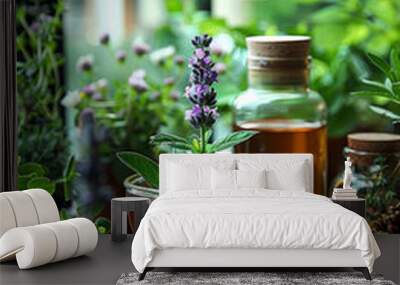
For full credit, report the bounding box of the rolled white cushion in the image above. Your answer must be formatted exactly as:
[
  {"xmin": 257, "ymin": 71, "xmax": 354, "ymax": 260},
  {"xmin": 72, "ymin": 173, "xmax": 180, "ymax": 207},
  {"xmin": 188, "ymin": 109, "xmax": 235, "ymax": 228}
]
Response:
[
  {"xmin": 0, "ymin": 191, "xmax": 39, "ymax": 227},
  {"xmin": 66, "ymin": 218, "xmax": 98, "ymax": 257},
  {"xmin": 0, "ymin": 226, "xmax": 57, "ymax": 269},
  {"xmin": 24, "ymin": 189, "xmax": 59, "ymax": 224},
  {"xmin": 42, "ymin": 221, "xmax": 79, "ymax": 262},
  {"xmin": 0, "ymin": 196, "xmax": 17, "ymax": 237},
  {"xmin": 0, "ymin": 218, "xmax": 98, "ymax": 269}
]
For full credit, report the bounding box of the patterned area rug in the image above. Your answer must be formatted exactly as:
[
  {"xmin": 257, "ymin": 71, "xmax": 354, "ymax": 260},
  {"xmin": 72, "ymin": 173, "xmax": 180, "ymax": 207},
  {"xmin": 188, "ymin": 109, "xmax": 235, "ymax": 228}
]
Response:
[{"xmin": 116, "ymin": 272, "xmax": 395, "ymax": 285}]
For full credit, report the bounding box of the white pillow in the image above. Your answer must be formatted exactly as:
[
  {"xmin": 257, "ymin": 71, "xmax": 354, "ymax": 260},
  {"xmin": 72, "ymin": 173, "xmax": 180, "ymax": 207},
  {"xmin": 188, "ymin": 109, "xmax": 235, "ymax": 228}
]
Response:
[
  {"xmin": 167, "ymin": 160, "xmax": 235, "ymax": 192},
  {"xmin": 211, "ymin": 169, "xmax": 267, "ymax": 191},
  {"xmin": 238, "ymin": 159, "xmax": 309, "ymax": 191},
  {"xmin": 237, "ymin": 169, "xmax": 267, "ymax": 189},
  {"xmin": 266, "ymin": 168, "xmax": 307, "ymax": 191},
  {"xmin": 167, "ymin": 163, "xmax": 209, "ymax": 191},
  {"xmin": 211, "ymin": 168, "xmax": 236, "ymax": 190}
]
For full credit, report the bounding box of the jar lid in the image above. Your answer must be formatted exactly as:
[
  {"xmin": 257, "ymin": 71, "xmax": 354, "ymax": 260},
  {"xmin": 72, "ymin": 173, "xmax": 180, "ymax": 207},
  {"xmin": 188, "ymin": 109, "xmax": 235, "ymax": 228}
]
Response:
[
  {"xmin": 246, "ymin": 35, "xmax": 310, "ymax": 59},
  {"xmin": 347, "ymin": 132, "xmax": 400, "ymax": 153}
]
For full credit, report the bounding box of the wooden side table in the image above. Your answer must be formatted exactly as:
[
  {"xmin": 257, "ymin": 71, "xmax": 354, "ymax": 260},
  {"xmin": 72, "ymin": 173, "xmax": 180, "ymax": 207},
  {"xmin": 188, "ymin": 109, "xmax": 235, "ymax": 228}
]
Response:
[
  {"xmin": 111, "ymin": 197, "xmax": 150, "ymax": 242},
  {"xmin": 331, "ymin": 198, "xmax": 366, "ymax": 218}
]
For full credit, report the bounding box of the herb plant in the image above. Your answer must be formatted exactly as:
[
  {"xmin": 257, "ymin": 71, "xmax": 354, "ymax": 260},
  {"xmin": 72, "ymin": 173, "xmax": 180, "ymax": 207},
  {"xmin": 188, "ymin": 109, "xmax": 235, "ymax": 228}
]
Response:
[
  {"xmin": 151, "ymin": 34, "xmax": 256, "ymax": 152},
  {"xmin": 352, "ymin": 49, "xmax": 400, "ymax": 126},
  {"xmin": 118, "ymin": 35, "xmax": 257, "ymax": 198},
  {"xmin": 16, "ymin": 0, "xmax": 76, "ymax": 203}
]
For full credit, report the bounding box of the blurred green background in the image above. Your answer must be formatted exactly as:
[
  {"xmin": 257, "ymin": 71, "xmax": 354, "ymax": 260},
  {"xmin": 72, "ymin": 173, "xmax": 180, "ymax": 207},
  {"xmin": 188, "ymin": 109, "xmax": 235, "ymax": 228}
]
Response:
[{"xmin": 16, "ymin": 0, "xmax": 400, "ymax": 232}]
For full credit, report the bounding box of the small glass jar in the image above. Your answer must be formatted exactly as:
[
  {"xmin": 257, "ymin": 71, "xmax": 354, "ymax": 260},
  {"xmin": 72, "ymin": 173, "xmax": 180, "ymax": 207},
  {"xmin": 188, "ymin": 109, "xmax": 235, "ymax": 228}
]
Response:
[{"xmin": 233, "ymin": 36, "xmax": 327, "ymax": 195}]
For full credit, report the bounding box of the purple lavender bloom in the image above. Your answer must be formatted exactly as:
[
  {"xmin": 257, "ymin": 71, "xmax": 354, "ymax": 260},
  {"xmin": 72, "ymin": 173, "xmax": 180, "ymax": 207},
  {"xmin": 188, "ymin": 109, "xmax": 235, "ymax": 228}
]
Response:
[
  {"xmin": 82, "ymin": 84, "xmax": 96, "ymax": 95},
  {"xmin": 185, "ymin": 105, "xmax": 203, "ymax": 128},
  {"xmin": 163, "ymin": 77, "xmax": 175, "ymax": 86},
  {"xmin": 169, "ymin": 90, "xmax": 180, "ymax": 101},
  {"xmin": 132, "ymin": 42, "xmax": 150, "ymax": 56},
  {"xmin": 116, "ymin": 50, "xmax": 126, "ymax": 63},
  {"xmin": 76, "ymin": 55, "xmax": 94, "ymax": 72},
  {"xmin": 128, "ymin": 69, "xmax": 148, "ymax": 93},
  {"xmin": 210, "ymin": 44, "xmax": 224, "ymax": 57},
  {"xmin": 214, "ymin": 62, "xmax": 226, "ymax": 75},
  {"xmin": 195, "ymin": 48, "xmax": 206, "ymax": 59},
  {"xmin": 92, "ymin": 92, "xmax": 102, "ymax": 101},
  {"xmin": 99, "ymin": 32, "xmax": 110, "ymax": 45},
  {"xmin": 184, "ymin": 34, "xmax": 220, "ymax": 129}
]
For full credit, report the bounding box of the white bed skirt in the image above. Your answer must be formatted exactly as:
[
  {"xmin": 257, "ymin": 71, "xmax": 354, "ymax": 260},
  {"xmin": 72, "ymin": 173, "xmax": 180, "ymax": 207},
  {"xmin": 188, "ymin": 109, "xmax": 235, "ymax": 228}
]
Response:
[{"xmin": 148, "ymin": 248, "xmax": 366, "ymax": 268}]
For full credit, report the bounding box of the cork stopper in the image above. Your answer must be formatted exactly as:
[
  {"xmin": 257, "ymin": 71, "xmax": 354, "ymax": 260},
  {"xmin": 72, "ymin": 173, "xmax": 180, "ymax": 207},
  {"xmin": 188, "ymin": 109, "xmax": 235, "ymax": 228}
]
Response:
[
  {"xmin": 348, "ymin": 133, "xmax": 400, "ymax": 153},
  {"xmin": 246, "ymin": 36, "xmax": 311, "ymax": 85},
  {"xmin": 246, "ymin": 35, "xmax": 310, "ymax": 59}
]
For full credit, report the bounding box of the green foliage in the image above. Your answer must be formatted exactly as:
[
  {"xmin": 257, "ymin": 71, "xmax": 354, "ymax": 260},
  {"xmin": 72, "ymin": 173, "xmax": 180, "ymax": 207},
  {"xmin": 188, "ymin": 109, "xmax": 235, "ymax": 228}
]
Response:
[
  {"xmin": 95, "ymin": 217, "xmax": 111, "ymax": 234},
  {"xmin": 16, "ymin": 0, "xmax": 69, "ymax": 178},
  {"xmin": 151, "ymin": 130, "xmax": 257, "ymax": 154},
  {"xmin": 157, "ymin": 0, "xmax": 400, "ymax": 137},
  {"xmin": 117, "ymin": 152, "xmax": 159, "ymax": 189},
  {"xmin": 17, "ymin": 162, "xmax": 56, "ymax": 194},
  {"xmin": 210, "ymin": 131, "xmax": 258, "ymax": 152},
  {"xmin": 354, "ymin": 157, "xmax": 400, "ymax": 233},
  {"xmin": 64, "ymin": 43, "xmax": 189, "ymax": 160},
  {"xmin": 352, "ymin": 48, "xmax": 400, "ymax": 124},
  {"xmin": 16, "ymin": 0, "xmax": 76, "ymax": 206}
]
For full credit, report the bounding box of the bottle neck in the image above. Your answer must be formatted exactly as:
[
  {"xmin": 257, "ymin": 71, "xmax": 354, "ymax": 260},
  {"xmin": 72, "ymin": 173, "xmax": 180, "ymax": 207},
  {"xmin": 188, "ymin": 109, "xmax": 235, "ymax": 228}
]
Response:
[{"xmin": 248, "ymin": 68, "xmax": 309, "ymax": 91}]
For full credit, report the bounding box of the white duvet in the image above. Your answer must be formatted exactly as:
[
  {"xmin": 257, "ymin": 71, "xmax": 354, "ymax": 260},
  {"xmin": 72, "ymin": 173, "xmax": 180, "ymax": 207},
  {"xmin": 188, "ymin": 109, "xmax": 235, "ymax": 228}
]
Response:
[{"xmin": 131, "ymin": 190, "xmax": 380, "ymax": 273}]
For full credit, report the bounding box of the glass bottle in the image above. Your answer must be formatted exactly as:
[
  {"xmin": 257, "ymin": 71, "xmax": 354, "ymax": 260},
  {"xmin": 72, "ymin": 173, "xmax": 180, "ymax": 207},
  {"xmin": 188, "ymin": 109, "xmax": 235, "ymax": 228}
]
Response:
[{"xmin": 233, "ymin": 36, "xmax": 327, "ymax": 195}]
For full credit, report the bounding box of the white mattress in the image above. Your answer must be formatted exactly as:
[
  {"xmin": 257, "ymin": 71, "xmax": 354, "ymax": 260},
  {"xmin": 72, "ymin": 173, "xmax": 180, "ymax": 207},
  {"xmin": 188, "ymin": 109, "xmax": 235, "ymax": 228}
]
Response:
[{"xmin": 131, "ymin": 190, "xmax": 380, "ymax": 273}]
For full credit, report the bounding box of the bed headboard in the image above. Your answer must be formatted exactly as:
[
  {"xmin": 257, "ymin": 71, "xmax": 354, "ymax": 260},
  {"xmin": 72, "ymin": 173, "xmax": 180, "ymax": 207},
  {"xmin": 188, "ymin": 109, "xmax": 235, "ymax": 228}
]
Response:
[{"xmin": 159, "ymin": 153, "xmax": 314, "ymax": 195}]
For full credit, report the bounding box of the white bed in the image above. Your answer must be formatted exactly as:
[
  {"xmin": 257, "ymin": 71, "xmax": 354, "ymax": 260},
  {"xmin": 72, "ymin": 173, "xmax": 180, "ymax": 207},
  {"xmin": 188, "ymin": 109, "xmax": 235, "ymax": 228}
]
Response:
[{"xmin": 131, "ymin": 154, "xmax": 380, "ymax": 280}]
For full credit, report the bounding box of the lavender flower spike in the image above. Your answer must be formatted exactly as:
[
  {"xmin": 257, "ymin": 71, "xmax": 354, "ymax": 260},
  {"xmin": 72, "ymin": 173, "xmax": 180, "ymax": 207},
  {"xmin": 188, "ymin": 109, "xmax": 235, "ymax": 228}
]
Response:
[{"xmin": 184, "ymin": 34, "xmax": 219, "ymax": 130}]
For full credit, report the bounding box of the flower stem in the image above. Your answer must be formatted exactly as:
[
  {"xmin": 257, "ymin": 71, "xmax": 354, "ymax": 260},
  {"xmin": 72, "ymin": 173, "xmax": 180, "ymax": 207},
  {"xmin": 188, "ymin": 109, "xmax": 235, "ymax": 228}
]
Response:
[{"xmin": 200, "ymin": 125, "xmax": 206, "ymax": 153}]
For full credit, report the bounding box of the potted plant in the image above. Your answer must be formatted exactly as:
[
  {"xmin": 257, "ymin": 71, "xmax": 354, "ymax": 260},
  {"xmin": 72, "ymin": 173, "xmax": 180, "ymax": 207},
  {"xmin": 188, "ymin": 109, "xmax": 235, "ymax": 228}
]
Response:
[
  {"xmin": 352, "ymin": 49, "xmax": 400, "ymax": 284},
  {"xmin": 117, "ymin": 34, "xmax": 257, "ymax": 199}
]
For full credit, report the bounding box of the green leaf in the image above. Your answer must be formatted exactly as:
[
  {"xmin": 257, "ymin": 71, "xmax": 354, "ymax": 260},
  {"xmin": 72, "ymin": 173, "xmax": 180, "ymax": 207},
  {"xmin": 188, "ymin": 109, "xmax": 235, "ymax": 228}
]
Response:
[
  {"xmin": 19, "ymin": 162, "xmax": 46, "ymax": 177},
  {"xmin": 369, "ymin": 105, "xmax": 400, "ymax": 120},
  {"xmin": 360, "ymin": 78, "xmax": 392, "ymax": 93},
  {"xmin": 351, "ymin": 91, "xmax": 399, "ymax": 103},
  {"xmin": 204, "ymin": 130, "xmax": 213, "ymax": 143},
  {"xmin": 95, "ymin": 217, "xmax": 111, "ymax": 234},
  {"xmin": 392, "ymin": 82, "xmax": 400, "ymax": 97},
  {"xmin": 151, "ymin": 133, "xmax": 187, "ymax": 144},
  {"xmin": 17, "ymin": 173, "xmax": 36, "ymax": 190},
  {"xmin": 367, "ymin": 53, "xmax": 392, "ymax": 79},
  {"xmin": 211, "ymin": 131, "xmax": 258, "ymax": 152},
  {"xmin": 390, "ymin": 49, "xmax": 400, "ymax": 81},
  {"xmin": 27, "ymin": 177, "xmax": 56, "ymax": 194},
  {"xmin": 151, "ymin": 133, "xmax": 192, "ymax": 151},
  {"xmin": 59, "ymin": 208, "xmax": 71, "ymax": 220},
  {"xmin": 117, "ymin": 152, "xmax": 159, "ymax": 189},
  {"xmin": 191, "ymin": 138, "xmax": 201, "ymax": 153}
]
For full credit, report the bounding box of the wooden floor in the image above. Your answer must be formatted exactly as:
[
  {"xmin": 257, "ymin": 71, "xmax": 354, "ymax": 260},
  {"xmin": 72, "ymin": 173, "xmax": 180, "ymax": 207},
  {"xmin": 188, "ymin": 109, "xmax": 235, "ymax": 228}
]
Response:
[{"xmin": 0, "ymin": 234, "xmax": 134, "ymax": 285}]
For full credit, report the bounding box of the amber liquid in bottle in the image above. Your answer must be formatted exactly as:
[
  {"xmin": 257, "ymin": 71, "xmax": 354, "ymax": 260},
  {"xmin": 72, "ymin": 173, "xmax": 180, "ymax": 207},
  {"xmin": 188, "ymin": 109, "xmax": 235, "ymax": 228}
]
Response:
[{"xmin": 234, "ymin": 119, "xmax": 327, "ymax": 195}]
